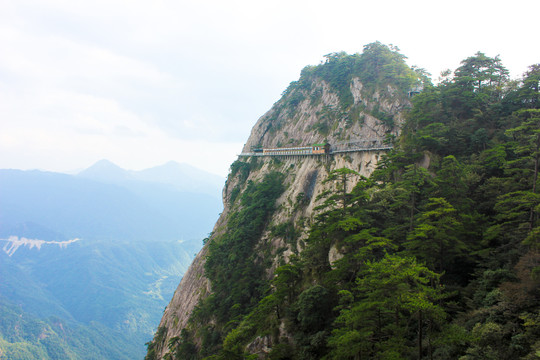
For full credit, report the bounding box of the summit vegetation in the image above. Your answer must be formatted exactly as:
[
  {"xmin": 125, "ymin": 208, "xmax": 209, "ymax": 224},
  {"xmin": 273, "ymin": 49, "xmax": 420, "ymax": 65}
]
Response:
[{"xmin": 146, "ymin": 44, "xmax": 540, "ymax": 359}]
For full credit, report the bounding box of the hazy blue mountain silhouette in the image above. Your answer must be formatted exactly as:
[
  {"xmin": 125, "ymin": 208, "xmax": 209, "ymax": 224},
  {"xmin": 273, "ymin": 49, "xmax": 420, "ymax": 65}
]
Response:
[
  {"xmin": 0, "ymin": 162, "xmax": 223, "ymax": 358},
  {"xmin": 78, "ymin": 159, "xmax": 224, "ymax": 196},
  {"xmin": 76, "ymin": 159, "xmax": 134, "ymax": 183},
  {"xmin": 0, "ymin": 165, "xmax": 222, "ymax": 241}
]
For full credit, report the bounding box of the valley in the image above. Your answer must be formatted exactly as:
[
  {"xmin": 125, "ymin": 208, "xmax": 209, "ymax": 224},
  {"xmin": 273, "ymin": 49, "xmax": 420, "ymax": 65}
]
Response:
[{"xmin": 0, "ymin": 161, "xmax": 223, "ymax": 359}]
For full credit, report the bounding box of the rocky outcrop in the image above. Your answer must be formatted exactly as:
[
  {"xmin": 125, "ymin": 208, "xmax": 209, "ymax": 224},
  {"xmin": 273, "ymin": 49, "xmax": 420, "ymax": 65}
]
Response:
[
  {"xmin": 151, "ymin": 67, "xmax": 415, "ymax": 358},
  {"xmin": 243, "ymin": 78, "xmax": 407, "ymax": 152}
]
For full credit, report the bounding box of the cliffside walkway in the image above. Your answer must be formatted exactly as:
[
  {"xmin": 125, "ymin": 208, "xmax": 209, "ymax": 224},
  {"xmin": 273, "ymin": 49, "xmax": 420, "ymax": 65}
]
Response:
[
  {"xmin": 330, "ymin": 140, "xmax": 393, "ymax": 154},
  {"xmin": 238, "ymin": 140, "xmax": 393, "ymax": 157}
]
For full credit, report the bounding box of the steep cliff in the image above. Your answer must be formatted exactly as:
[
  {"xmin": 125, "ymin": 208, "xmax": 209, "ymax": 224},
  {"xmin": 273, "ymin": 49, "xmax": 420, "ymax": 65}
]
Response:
[
  {"xmin": 147, "ymin": 50, "xmax": 540, "ymax": 360},
  {"xmin": 146, "ymin": 43, "xmax": 423, "ymax": 359}
]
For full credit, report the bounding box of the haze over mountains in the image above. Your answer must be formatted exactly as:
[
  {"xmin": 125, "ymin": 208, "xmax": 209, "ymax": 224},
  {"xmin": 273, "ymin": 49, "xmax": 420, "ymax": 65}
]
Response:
[
  {"xmin": 1, "ymin": 160, "xmax": 223, "ymax": 243},
  {"xmin": 78, "ymin": 159, "xmax": 224, "ymax": 197},
  {"xmin": 0, "ymin": 160, "xmax": 224, "ymax": 359}
]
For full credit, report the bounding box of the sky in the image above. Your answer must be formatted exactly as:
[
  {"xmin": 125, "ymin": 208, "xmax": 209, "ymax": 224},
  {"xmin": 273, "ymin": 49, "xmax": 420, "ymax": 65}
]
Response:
[{"xmin": 1, "ymin": 0, "xmax": 539, "ymax": 177}]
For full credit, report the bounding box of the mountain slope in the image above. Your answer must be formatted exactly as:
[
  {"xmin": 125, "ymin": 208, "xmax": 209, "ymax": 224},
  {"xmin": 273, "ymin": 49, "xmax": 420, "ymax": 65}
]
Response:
[
  {"xmin": 0, "ymin": 163, "xmax": 223, "ymax": 359},
  {"xmin": 147, "ymin": 43, "xmax": 423, "ymax": 359},
  {"xmin": 76, "ymin": 159, "xmax": 134, "ymax": 183},
  {"xmin": 148, "ymin": 47, "xmax": 540, "ymax": 359},
  {"xmin": 0, "ymin": 168, "xmax": 221, "ymax": 241},
  {"xmin": 79, "ymin": 159, "xmax": 224, "ymax": 197}
]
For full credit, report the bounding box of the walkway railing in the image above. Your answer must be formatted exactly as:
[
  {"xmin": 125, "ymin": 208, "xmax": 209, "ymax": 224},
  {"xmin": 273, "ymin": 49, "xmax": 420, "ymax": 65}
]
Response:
[{"xmin": 238, "ymin": 141, "xmax": 393, "ymax": 157}]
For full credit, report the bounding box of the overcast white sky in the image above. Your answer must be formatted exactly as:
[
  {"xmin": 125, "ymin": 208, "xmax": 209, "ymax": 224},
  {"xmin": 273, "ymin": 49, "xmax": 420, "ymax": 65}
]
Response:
[{"xmin": 1, "ymin": 0, "xmax": 538, "ymax": 177}]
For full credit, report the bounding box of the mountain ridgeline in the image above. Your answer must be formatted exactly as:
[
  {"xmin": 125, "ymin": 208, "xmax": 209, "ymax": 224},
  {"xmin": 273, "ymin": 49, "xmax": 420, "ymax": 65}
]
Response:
[
  {"xmin": 0, "ymin": 161, "xmax": 223, "ymax": 359},
  {"xmin": 147, "ymin": 43, "xmax": 540, "ymax": 359}
]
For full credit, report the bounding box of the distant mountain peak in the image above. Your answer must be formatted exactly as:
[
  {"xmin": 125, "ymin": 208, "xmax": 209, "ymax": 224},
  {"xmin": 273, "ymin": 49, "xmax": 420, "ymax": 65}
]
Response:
[
  {"xmin": 85, "ymin": 159, "xmax": 126, "ymax": 172},
  {"xmin": 77, "ymin": 159, "xmax": 133, "ymax": 182},
  {"xmin": 91, "ymin": 159, "xmax": 120, "ymax": 167},
  {"xmin": 75, "ymin": 159, "xmax": 224, "ymax": 195},
  {"xmin": 162, "ymin": 160, "xmax": 181, "ymax": 167}
]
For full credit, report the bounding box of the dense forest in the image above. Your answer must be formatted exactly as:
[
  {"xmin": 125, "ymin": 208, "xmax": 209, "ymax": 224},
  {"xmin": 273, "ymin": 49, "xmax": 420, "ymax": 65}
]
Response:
[
  {"xmin": 147, "ymin": 44, "xmax": 540, "ymax": 359},
  {"xmin": 0, "ymin": 297, "xmax": 139, "ymax": 359}
]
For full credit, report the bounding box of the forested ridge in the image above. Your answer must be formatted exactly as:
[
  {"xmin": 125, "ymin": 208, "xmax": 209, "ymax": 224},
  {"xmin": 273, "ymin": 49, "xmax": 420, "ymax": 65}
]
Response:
[{"xmin": 147, "ymin": 45, "xmax": 540, "ymax": 359}]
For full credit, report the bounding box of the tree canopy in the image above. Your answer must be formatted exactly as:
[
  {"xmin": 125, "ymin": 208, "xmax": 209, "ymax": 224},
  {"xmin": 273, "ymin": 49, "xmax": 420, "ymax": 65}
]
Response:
[{"xmin": 147, "ymin": 50, "xmax": 540, "ymax": 360}]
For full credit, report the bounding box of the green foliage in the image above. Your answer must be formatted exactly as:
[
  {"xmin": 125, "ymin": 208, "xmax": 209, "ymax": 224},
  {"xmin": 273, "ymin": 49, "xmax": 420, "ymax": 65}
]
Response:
[
  {"xmin": 281, "ymin": 42, "xmax": 421, "ymax": 115},
  {"xmin": 229, "ymin": 185, "xmax": 241, "ymax": 204},
  {"xmin": 271, "ymin": 221, "xmax": 300, "ymax": 248},
  {"xmin": 205, "ymin": 172, "xmax": 285, "ymax": 320},
  {"xmin": 404, "ymin": 197, "xmax": 467, "ymax": 273},
  {"xmin": 328, "ymin": 254, "xmax": 445, "ymax": 359},
  {"xmin": 288, "ymin": 285, "xmax": 335, "ymax": 359},
  {"xmin": 359, "ymin": 42, "xmax": 420, "ymax": 94},
  {"xmin": 0, "ymin": 297, "xmax": 139, "ymax": 360},
  {"xmin": 168, "ymin": 330, "xmax": 198, "ymax": 360},
  {"xmin": 229, "ymin": 158, "xmax": 260, "ymax": 183},
  {"xmin": 178, "ymin": 172, "xmax": 285, "ymax": 358},
  {"xmin": 294, "ymin": 285, "xmax": 334, "ymax": 332},
  {"xmin": 453, "ymin": 52, "xmax": 509, "ymax": 99},
  {"xmin": 369, "ymin": 103, "xmax": 395, "ymax": 127},
  {"xmin": 158, "ymin": 50, "xmax": 540, "ymax": 360},
  {"xmin": 145, "ymin": 326, "xmax": 167, "ymax": 360},
  {"xmin": 311, "ymin": 119, "xmax": 330, "ymax": 136},
  {"xmin": 283, "ymin": 86, "xmax": 306, "ymax": 108}
]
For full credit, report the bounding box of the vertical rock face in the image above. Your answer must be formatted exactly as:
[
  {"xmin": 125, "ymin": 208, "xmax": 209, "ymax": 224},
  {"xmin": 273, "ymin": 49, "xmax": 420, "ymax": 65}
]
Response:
[
  {"xmin": 243, "ymin": 78, "xmax": 406, "ymax": 153},
  {"xmin": 149, "ymin": 47, "xmax": 422, "ymax": 359}
]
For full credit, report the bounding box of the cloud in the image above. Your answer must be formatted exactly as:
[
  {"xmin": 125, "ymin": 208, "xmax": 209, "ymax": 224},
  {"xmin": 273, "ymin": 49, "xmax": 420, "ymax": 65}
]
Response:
[{"xmin": 1, "ymin": 0, "xmax": 539, "ymax": 176}]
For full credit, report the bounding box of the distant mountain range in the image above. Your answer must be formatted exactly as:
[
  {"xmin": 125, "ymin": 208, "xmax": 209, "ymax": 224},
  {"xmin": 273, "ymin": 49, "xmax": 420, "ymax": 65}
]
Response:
[
  {"xmin": 0, "ymin": 160, "xmax": 224, "ymax": 242},
  {"xmin": 78, "ymin": 159, "xmax": 224, "ymax": 197},
  {"xmin": 0, "ymin": 160, "xmax": 224, "ymax": 359}
]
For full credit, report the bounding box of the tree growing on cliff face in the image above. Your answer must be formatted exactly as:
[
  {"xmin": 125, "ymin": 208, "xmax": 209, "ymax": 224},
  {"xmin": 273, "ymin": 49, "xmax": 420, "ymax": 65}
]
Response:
[
  {"xmin": 358, "ymin": 41, "xmax": 418, "ymax": 92},
  {"xmin": 318, "ymin": 167, "xmax": 361, "ymax": 211},
  {"xmin": 481, "ymin": 109, "xmax": 540, "ymax": 262},
  {"xmin": 147, "ymin": 48, "xmax": 540, "ymax": 360},
  {"xmin": 328, "ymin": 254, "xmax": 445, "ymax": 359},
  {"xmin": 404, "ymin": 197, "xmax": 466, "ymax": 273},
  {"xmin": 454, "ymin": 52, "xmax": 509, "ymax": 96},
  {"xmin": 518, "ymin": 64, "xmax": 540, "ymax": 109}
]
